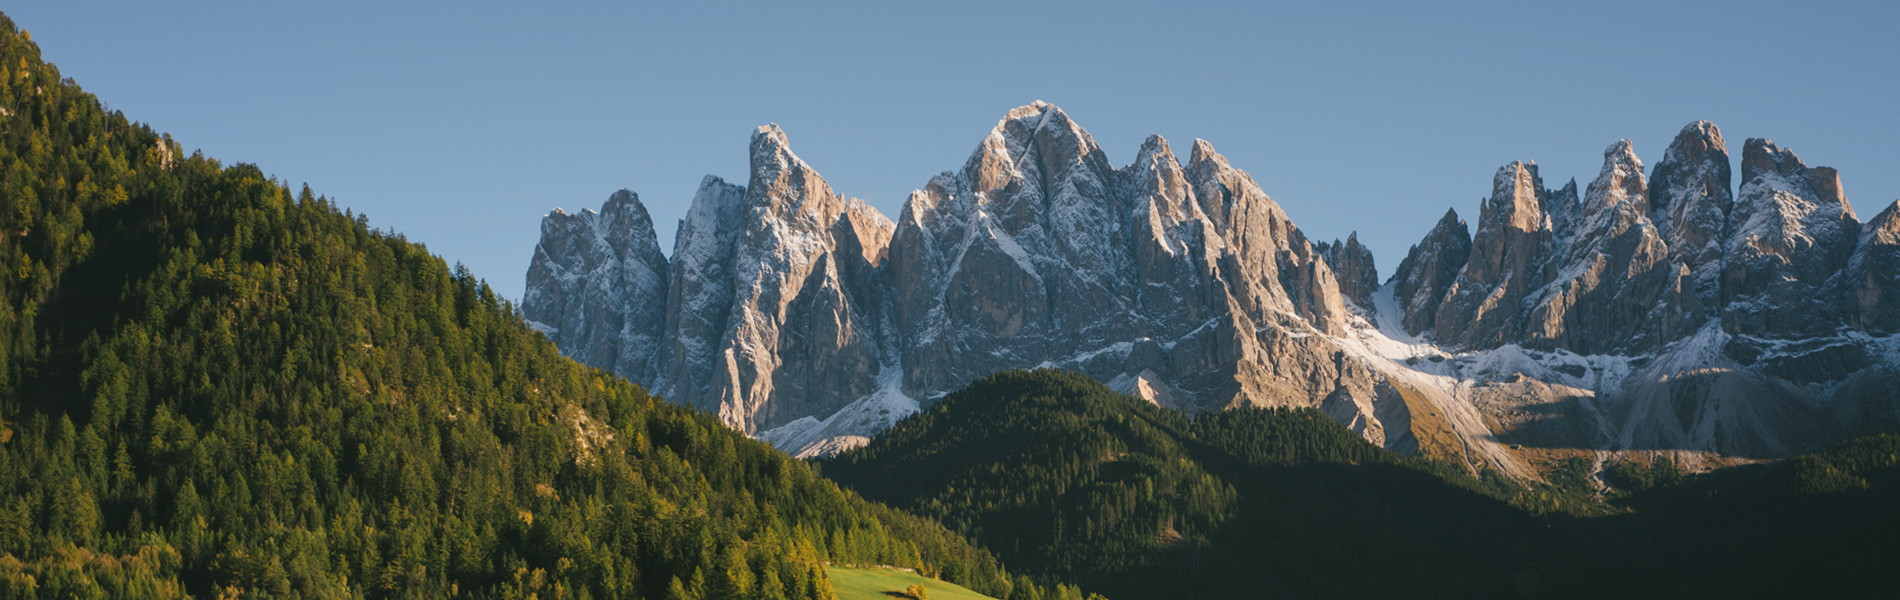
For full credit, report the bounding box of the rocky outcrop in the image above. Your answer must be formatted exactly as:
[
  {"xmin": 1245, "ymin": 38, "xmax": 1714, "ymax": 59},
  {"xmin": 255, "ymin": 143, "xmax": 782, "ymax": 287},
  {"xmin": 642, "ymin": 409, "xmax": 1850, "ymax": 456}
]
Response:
[
  {"xmin": 523, "ymin": 189, "xmax": 669, "ymax": 382},
  {"xmin": 1389, "ymin": 208, "xmax": 1470, "ymax": 336},
  {"xmin": 529, "ymin": 110, "xmax": 1900, "ymax": 471},
  {"xmin": 1721, "ymin": 138, "xmax": 1861, "ymax": 337},
  {"xmin": 659, "ymin": 176, "xmax": 745, "ymax": 410},
  {"xmin": 1317, "ymin": 233, "xmax": 1378, "ymax": 314},
  {"xmin": 1432, "ymin": 161, "xmax": 1558, "ymax": 349},
  {"xmin": 1648, "ymin": 121, "xmax": 1732, "ymax": 310},
  {"xmin": 1123, "ymin": 134, "xmax": 1223, "ymax": 337},
  {"xmin": 532, "ymin": 102, "xmax": 1394, "ymax": 455},
  {"xmin": 1839, "ymin": 200, "xmax": 1900, "ymax": 333},
  {"xmin": 1521, "ymin": 140, "xmax": 1696, "ymax": 354},
  {"xmin": 705, "ymin": 125, "xmax": 894, "ymax": 431},
  {"xmin": 891, "ymin": 102, "xmax": 1138, "ymax": 397},
  {"xmin": 889, "ymin": 103, "xmax": 1368, "ymax": 428}
]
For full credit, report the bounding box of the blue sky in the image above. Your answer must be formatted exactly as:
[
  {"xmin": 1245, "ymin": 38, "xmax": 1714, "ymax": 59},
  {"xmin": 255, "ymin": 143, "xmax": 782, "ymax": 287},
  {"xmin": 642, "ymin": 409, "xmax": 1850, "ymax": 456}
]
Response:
[{"xmin": 12, "ymin": 1, "xmax": 1898, "ymax": 302}]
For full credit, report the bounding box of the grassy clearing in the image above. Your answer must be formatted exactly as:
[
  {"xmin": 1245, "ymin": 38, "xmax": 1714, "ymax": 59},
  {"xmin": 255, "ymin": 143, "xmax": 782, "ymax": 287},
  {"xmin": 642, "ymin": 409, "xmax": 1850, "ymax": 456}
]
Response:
[
  {"xmin": 827, "ymin": 566, "xmax": 999, "ymax": 600},
  {"xmin": 1392, "ymin": 381, "xmax": 1467, "ymax": 465}
]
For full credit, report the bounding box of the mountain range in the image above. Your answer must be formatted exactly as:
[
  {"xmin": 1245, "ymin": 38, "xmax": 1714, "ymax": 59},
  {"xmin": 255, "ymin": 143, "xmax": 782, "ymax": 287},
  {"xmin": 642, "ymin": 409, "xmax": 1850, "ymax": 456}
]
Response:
[{"xmin": 526, "ymin": 101, "xmax": 1900, "ymax": 477}]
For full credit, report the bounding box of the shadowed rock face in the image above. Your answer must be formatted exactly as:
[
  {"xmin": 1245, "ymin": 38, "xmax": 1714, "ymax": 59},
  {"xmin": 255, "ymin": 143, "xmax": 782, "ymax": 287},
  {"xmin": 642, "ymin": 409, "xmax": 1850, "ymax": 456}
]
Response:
[
  {"xmin": 702, "ymin": 124, "xmax": 894, "ymax": 431},
  {"xmin": 1649, "ymin": 121, "xmax": 1732, "ymax": 311},
  {"xmin": 1433, "ymin": 161, "xmax": 1558, "ymax": 350},
  {"xmin": 659, "ymin": 176, "xmax": 746, "ymax": 410},
  {"xmin": 531, "ymin": 111, "xmax": 1899, "ymax": 468},
  {"xmin": 523, "ymin": 189, "xmax": 669, "ymax": 383},
  {"xmin": 1839, "ymin": 200, "xmax": 1900, "ymax": 333},
  {"xmin": 1722, "ymin": 138, "xmax": 1861, "ymax": 337},
  {"xmin": 1390, "ymin": 208, "xmax": 1471, "ymax": 336},
  {"xmin": 1318, "ymin": 233, "xmax": 1379, "ymax": 314},
  {"xmin": 1521, "ymin": 140, "xmax": 1697, "ymax": 355}
]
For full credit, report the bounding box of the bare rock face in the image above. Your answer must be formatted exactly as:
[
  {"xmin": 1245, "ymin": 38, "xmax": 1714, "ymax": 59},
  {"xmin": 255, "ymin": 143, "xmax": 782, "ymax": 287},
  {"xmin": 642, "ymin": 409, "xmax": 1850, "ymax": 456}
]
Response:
[
  {"xmin": 1722, "ymin": 138, "xmax": 1861, "ymax": 337},
  {"xmin": 1839, "ymin": 200, "xmax": 1900, "ymax": 333},
  {"xmin": 1648, "ymin": 121, "xmax": 1732, "ymax": 310},
  {"xmin": 1432, "ymin": 161, "xmax": 1558, "ymax": 349},
  {"xmin": 1317, "ymin": 233, "xmax": 1379, "ymax": 314},
  {"xmin": 1187, "ymin": 139, "xmax": 1352, "ymax": 334},
  {"xmin": 523, "ymin": 189, "xmax": 669, "ymax": 382},
  {"xmin": 706, "ymin": 125, "xmax": 894, "ymax": 431},
  {"xmin": 1123, "ymin": 134, "xmax": 1223, "ymax": 337},
  {"xmin": 892, "ymin": 102, "xmax": 1138, "ymax": 396},
  {"xmin": 658, "ymin": 176, "xmax": 746, "ymax": 409},
  {"xmin": 1389, "ymin": 208, "xmax": 1471, "ymax": 336},
  {"xmin": 1546, "ymin": 178, "xmax": 1581, "ymax": 242},
  {"xmin": 529, "ymin": 112, "xmax": 1900, "ymax": 471},
  {"xmin": 891, "ymin": 103, "xmax": 1364, "ymax": 421},
  {"xmin": 1522, "ymin": 140, "xmax": 1696, "ymax": 354}
]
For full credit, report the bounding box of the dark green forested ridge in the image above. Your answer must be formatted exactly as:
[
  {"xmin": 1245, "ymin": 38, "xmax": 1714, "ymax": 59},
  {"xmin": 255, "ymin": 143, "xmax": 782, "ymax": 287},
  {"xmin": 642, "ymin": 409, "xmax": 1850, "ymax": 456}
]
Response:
[
  {"xmin": 824, "ymin": 369, "xmax": 1900, "ymax": 599},
  {"xmin": 0, "ymin": 14, "xmax": 1036, "ymax": 600}
]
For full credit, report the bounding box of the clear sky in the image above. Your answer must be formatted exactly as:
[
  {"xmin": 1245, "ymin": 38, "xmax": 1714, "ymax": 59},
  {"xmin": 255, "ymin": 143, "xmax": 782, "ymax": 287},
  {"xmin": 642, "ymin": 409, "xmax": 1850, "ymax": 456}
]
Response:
[{"xmin": 12, "ymin": 1, "xmax": 1898, "ymax": 302}]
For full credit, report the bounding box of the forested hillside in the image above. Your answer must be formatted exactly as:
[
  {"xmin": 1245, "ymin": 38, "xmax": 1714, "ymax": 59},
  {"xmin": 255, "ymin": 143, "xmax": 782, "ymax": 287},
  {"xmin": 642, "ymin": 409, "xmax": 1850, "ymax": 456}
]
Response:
[
  {"xmin": 823, "ymin": 369, "xmax": 1900, "ymax": 599},
  {"xmin": 0, "ymin": 15, "xmax": 1039, "ymax": 600}
]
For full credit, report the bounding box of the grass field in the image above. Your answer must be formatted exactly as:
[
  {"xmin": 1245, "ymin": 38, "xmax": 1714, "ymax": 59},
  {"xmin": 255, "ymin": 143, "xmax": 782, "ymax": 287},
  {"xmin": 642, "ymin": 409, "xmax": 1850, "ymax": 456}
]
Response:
[{"xmin": 826, "ymin": 566, "xmax": 999, "ymax": 600}]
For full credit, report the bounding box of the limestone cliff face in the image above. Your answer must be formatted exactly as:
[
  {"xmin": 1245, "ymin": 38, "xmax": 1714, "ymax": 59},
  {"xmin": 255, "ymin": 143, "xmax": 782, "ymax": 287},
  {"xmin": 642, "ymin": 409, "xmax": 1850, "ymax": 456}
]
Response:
[
  {"xmin": 703, "ymin": 125, "xmax": 894, "ymax": 432},
  {"xmin": 1522, "ymin": 141, "xmax": 1696, "ymax": 355},
  {"xmin": 1722, "ymin": 138, "xmax": 1861, "ymax": 337},
  {"xmin": 658, "ymin": 176, "xmax": 745, "ymax": 411},
  {"xmin": 530, "ymin": 110, "xmax": 1900, "ymax": 469},
  {"xmin": 523, "ymin": 189, "xmax": 668, "ymax": 383},
  {"xmin": 889, "ymin": 103, "xmax": 1374, "ymax": 439},
  {"xmin": 1649, "ymin": 121, "xmax": 1732, "ymax": 311},
  {"xmin": 1433, "ymin": 161, "xmax": 1558, "ymax": 350},
  {"xmin": 1317, "ymin": 233, "xmax": 1378, "ymax": 314},
  {"xmin": 530, "ymin": 102, "xmax": 1390, "ymax": 455},
  {"xmin": 1838, "ymin": 200, "xmax": 1900, "ymax": 334},
  {"xmin": 1389, "ymin": 209, "xmax": 1470, "ymax": 336}
]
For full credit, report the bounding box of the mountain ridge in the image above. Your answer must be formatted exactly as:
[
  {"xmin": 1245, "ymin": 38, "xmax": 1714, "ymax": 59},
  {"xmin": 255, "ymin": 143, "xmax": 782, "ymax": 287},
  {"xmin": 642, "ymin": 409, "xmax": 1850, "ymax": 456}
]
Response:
[{"xmin": 527, "ymin": 102, "xmax": 1900, "ymax": 476}]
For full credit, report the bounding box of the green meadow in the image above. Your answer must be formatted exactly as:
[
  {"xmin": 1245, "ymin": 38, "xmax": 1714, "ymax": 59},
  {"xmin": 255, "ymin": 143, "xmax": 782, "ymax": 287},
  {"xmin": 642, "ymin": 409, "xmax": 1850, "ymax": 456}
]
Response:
[{"xmin": 828, "ymin": 566, "xmax": 1000, "ymax": 600}]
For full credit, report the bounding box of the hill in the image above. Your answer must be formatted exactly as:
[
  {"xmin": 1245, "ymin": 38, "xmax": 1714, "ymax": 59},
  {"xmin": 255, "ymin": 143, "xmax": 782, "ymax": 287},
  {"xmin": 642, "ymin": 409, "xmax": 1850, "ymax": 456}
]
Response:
[
  {"xmin": 0, "ymin": 13, "xmax": 1034, "ymax": 600},
  {"xmin": 822, "ymin": 369, "xmax": 1900, "ymax": 599}
]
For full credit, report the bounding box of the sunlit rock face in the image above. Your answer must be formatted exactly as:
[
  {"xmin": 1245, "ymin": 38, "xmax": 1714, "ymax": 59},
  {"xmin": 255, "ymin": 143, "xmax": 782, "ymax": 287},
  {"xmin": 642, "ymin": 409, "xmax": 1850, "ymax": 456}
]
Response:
[{"xmin": 530, "ymin": 109, "xmax": 1900, "ymax": 468}]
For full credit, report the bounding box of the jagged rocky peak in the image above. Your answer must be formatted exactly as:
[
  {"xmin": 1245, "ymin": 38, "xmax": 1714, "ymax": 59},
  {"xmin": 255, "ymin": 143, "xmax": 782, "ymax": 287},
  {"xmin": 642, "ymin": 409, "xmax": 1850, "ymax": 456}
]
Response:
[
  {"xmin": 1391, "ymin": 207, "xmax": 1471, "ymax": 336},
  {"xmin": 713, "ymin": 123, "xmax": 890, "ymax": 432},
  {"xmin": 1124, "ymin": 133, "xmax": 1223, "ymax": 333},
  {"xmin": 1546, "ymin": 178, "xmax": 1581, "ymax": 241},
  {"xmin": 523, "ymin": 189, "xmax": 670, "ymax": 383},
  {"xmin": 1649, "ymin": 120, "xmax": 1732, "ymax": 309},
  {"xmin": 1722, "ymin": 138, "xmax": 1862, "ymax": 336},
  {"xmin": 658, "ymin": 175, "xmax": 747, "ymax": 406},
  {"xmin": 1522, "ymin": 140, "xmax": 1694, "ymax": 354},
  {"xmin": 1431, "ymin": 161, "xmax": 1557, "ymax": 349},
  {"xmin": 1840, "ymin": 200, "xmax": 1900, "ymax": 332},
  {"xmin": 1317, "ymin": 232, "xmax": 1378, "ymax": 314},
  {"xmin": 1185, "ymin": 138, "xmax": 1349, "ymax": 334},
  {"xmin": 892, "ymin": 99, "xmax": 1145, "ymax": 397},
  {"xmin": 747, "ymin": 123, "xmax": 852, "ymax": 228}
]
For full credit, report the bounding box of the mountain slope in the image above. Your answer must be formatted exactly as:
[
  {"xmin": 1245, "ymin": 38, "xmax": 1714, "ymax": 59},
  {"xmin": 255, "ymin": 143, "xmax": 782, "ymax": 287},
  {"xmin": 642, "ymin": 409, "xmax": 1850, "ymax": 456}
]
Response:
[
  {"xmin": 0, "ymin": 15, "xmax": 1026, "ymax": 599},
  {"xmin": 822, "ymin": 370, "xmax": 1900, "ymax": 599}
]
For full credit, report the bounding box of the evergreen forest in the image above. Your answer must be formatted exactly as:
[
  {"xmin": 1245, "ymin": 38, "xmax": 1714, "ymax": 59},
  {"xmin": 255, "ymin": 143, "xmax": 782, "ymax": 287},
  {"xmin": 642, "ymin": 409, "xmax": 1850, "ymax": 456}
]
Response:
[
  {"xmin": 822, "ymin": 369, "xmax": 1900, "ymax": 599},
  {"xmin": 0, "ymin": 15, "xmax": 1058, "ymax": 600}
]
